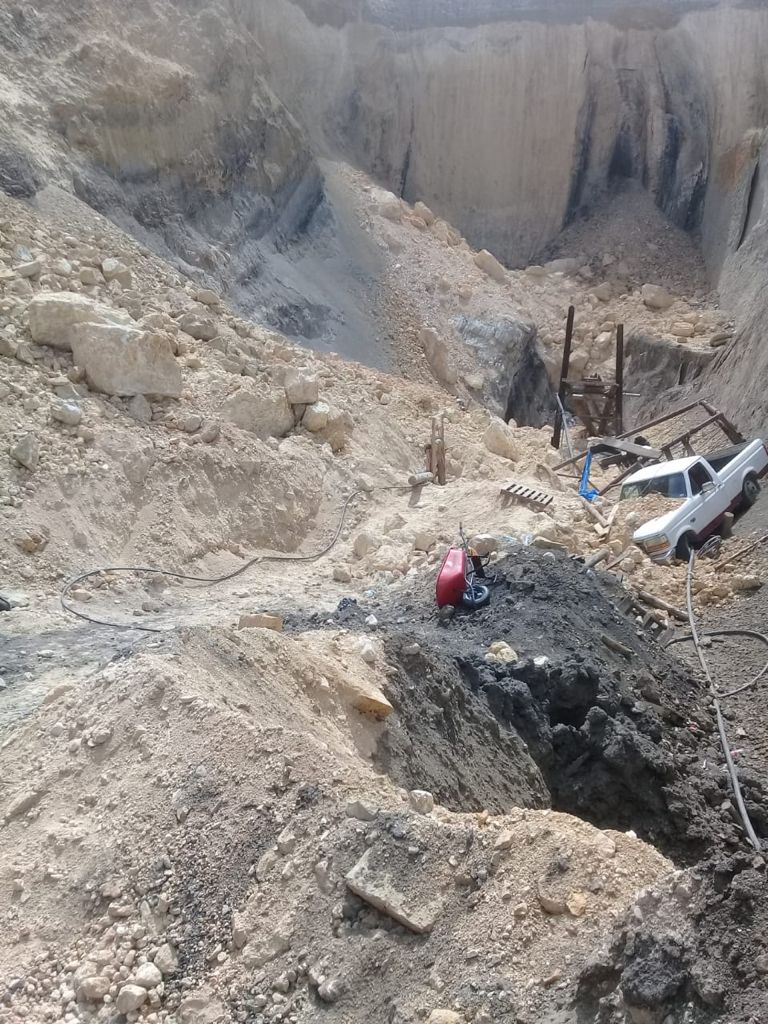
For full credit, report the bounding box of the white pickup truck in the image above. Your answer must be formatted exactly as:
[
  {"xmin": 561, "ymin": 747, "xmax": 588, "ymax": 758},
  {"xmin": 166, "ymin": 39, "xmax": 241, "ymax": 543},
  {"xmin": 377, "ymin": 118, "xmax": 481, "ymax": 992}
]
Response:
[{"xmin": 619, "ymin": 439, "xmax": 768, "ymax": 562}]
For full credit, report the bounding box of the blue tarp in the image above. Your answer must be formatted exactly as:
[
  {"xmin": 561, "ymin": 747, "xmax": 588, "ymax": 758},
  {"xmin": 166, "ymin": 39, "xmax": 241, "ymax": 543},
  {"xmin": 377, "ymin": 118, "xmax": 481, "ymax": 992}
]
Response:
[{"xmin": 579, "ymin": 450, "xmax": 599, "ymax": 502}]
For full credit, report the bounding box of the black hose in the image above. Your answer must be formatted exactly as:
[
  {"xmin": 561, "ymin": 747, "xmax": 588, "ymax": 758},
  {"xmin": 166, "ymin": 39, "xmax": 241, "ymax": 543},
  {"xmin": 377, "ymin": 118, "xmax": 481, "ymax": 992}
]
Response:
[
  {"xmin": 60, "ymin": 483, "xmax": 408, "ymax": 634},
  {"xmin": 664, "ymin": 628, "xmax": 768, "ymax": 697},
  {"xmin": 678, "ymin": 551, "xmax": 762, "ymax": 851}
]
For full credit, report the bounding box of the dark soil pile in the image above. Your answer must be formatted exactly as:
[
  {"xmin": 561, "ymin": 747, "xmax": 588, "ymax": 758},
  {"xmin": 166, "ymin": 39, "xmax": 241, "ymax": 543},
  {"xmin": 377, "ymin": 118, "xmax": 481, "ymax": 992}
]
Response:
[
  {"xmin": 293, "ymin": 548, "xmax": 764, "ymax": 862},
  {"xmin": 575, "ymin": 849, "xmax": 768, "ymax": 1024}
]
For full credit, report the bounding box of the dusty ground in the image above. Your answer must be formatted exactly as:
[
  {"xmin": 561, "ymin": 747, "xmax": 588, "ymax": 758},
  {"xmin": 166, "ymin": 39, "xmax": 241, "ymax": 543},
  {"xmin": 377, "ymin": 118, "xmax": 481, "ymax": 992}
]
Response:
[{"xmin": 0, "ymin": 124, "xmax": 766, "ymax": 1024}]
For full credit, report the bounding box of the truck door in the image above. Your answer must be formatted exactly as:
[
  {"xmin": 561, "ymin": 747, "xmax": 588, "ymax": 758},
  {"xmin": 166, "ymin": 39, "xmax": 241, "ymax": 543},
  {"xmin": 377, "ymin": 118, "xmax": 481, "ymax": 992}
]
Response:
[{"xmin": 688, "ymin": 462, "xmax": 718, "ymax": 537}]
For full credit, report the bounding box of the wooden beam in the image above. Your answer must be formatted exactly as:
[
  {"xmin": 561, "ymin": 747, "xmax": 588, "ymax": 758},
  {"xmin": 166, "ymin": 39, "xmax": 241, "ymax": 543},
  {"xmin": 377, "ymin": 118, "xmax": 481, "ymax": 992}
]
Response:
[
  {"xmin": 615, "ymin": 324, "xmax": 624, "ymax": 435},
  {"xmin": 552, "ymin": 305, "xmax": 575, "ymax": 450}
]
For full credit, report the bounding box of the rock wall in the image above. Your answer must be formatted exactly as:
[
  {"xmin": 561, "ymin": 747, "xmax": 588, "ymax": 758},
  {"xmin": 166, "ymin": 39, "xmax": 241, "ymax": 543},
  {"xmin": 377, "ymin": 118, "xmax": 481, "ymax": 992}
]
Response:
[{"xmin": 252, "ymin": 0, "xmax": 768, "ymax": 267}]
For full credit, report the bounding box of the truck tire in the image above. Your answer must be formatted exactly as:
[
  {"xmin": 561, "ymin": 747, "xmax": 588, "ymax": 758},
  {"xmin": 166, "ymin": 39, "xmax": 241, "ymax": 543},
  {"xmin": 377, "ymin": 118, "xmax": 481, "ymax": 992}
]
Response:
[
  {"xmin": 742, "ymin": 474, "xmax": 761, "ymax": 508},
  {"xmin": 676, "ymin": 533, "xmax": 695, "ymax": 561}
]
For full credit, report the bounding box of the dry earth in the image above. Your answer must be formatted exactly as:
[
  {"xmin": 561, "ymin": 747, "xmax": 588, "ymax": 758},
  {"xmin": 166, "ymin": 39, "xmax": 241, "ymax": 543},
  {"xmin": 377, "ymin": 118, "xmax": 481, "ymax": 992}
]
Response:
[{"xmin": 0, "ymin": 80, "xmax": 766, "ymax": 1024}]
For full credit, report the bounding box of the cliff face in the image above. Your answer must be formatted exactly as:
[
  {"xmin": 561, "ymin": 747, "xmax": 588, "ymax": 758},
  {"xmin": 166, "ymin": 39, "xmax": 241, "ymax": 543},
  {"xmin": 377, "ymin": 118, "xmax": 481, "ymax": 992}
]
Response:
[
  {"xmin": 4, "ymin": 0, "xmax": 768, "ymax": 427},
  {"xmin": 253, "ymin": 0, "xmax": 768, "ymax": 268},
  {"xmin": 0, "ymin": 0, "xmax": 323, "ymax": 311}
]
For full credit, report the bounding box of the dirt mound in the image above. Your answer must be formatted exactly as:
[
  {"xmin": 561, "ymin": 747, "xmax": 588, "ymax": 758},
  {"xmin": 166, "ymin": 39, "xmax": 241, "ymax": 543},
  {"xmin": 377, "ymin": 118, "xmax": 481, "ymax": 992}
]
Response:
[
  {"xmin": 0, "ymin": 623, "xmax": 674, "ymax": 1024},
  {"xmin": 293, "ymin": 548, "xmax": 761, "ymax": 861}
]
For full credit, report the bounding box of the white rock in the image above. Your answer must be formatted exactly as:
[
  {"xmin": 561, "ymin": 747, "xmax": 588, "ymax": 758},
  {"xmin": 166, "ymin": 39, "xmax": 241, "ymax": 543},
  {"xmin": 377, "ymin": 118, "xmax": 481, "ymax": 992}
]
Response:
[
  {"xmin": 51, "ymin": 401, "xmax": 82, "ymax": 426},
  {"xmin": 0, "ymin": 333, "xmax": 17, "ymax": 358},
  {"xmin": 641, "ymin": 284, "xmax": 674, "ymax": 310},
  {"xmin": 284, "ymin": 368, "xmax": 319, "ymax": 405},
  {"xmin": 71, "ymin": 325, "xmax": 182, "ymax": 397},
  {"xmin": 359, "ymin": 641, "xmax": 377, "ymax": 664},
  {"xmin": 220, "ymin": 387, "xmax": 295, "ymax": 439},
  {"xmin": 353, "ymin": 532, "xmax": 381, "ymax": 559},
  {"xmin": 277, "ymin": 827, "xmax": 296, "ymax": 855},
  {"xmin": 101, "ymin": 258, "xmax": 132, "ymax": 288},
  {"xmin": 132, "ymin": 962, "xmax": 163, "ymax": 989},
  {"xmin": 420, "ymin": 327, "xmax": 458, "ymax": 385},
  {"xmin": 153, "ymin": 943, "xmax": 178, "ymax": 976},
  {"xmin": 346, "ymin": 799, "xmax": 377, "ymax": 821},
  {"xmin": 591, "ymin": 281, "xmax": 612, "ymax": 301},
  {"xmin": 177, "ymin": 311, "xmax": 218, "ymax": 341},
  {"xmin": 127, "ymin": 394, "xmax": 153, "ymax": 422},
  {"xmin": 333, "ymin": 565, "xmax": 352, "ymax": 583},
  {"xmin": 194, "ymin": 288, "xmax": 219, "ymax": 306},
  {"xmin": 27, "ymin": 292, "xmax": 133, "ymax": 350},
  {"xmin": 414, "ymin": 201, "xmax": 435, "ymax": 225},
  {"xmin": 79, "ymin": 267, "xmax": 103, "ymax": 286},
  {"xmin": 323, "ymin": 406, "xmax": 353, "ymax": 452},
  {"xmin": 303, "ymin": 401, "xmax": 330, "ymax": 432},
  {"xmin": 469, "ymin": 534, "xmax": 498, "ymax": 556},
  {"xmin": 76, "ymin": 976, "xmax": 110, "ymax": 1002},
  {"xmin": 413, "ymin": 530, "xmax": 437, "ymax": 552},
  {"xmin": 15, "ymin": 259, "xmax": 42, "ymax": 278},
  {"xmin": 544, "ymin": 257, "xmax": 584, "ymax": 275},
  {"xmin": 483, "ymin": 418, "xmax": 518, "ymax": 461},
  {"xmin": 51, "ymin": 258, "xmax": 73, "ymax": 276},
  {"xmin": 10, "ymin": 433, "xmax": 39, "ymax": 470},
  {"xmin": 671, "ymin": 321, "xmax": 695, "ymax": 338},
  {"xmin": 115, "ymin": 984, "xmax": 147, "ymax": 1014},
  {"xmin": 474, "ymin": 249, "xmax": 507, "ymax": 283},
  {"xmin": 177, "ymin": 987, "xmax": 226, "ymax": 1023},
  {"xmin": 408, "ymin": 789, "xmax": 435, "ymax": 814},
  {"xmin": 371, "ymin": 187, "xmax": 404, "ymax": 222}
]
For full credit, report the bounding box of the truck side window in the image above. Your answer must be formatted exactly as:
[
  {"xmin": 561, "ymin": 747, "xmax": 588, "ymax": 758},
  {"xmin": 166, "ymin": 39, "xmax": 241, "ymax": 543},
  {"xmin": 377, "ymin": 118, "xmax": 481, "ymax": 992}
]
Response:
[{"xmin": 689, "ymin": 463, "xmax": 713, "ymax": 495}]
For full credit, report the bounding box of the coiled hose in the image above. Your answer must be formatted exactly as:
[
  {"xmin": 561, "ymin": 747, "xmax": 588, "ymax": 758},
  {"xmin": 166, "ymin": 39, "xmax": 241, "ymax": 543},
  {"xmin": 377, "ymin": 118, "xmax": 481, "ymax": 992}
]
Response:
[{"xmin": 60, "ymin": 483, "xmax": 409, "ymax": 635}]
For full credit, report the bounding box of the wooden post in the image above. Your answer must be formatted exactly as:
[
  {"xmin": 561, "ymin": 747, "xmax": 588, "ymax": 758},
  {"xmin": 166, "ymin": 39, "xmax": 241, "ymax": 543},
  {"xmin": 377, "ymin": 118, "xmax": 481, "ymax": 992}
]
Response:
[
  {"xmin": 552, "ymin": 305, "xmax": 575, "ymax": 449},
  {"xmin": 615, "ymin": 323, "xmax": 624, "ymax": 435},
  {"xmin": 436, "ymin": 416, "xmax": 447, "ymax": 485}
]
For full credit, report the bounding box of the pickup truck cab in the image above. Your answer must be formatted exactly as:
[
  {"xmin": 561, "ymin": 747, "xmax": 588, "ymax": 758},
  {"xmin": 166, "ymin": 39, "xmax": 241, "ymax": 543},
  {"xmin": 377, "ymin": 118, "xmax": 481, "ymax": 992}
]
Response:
[{"xmin": 620, "ymin": 440, "xmax": 768, "ymax": 561}]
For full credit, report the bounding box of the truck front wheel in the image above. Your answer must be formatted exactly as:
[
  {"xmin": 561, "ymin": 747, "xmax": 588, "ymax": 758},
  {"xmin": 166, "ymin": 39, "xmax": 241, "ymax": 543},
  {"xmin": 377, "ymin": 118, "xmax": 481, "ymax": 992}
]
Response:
[
  {"xmin": 676, "ymin": 533, "xmax": 695, "ymax": 561},
  {"xmin": 742, "ymin": 474, "xmax": 761, "ymax": 508}
]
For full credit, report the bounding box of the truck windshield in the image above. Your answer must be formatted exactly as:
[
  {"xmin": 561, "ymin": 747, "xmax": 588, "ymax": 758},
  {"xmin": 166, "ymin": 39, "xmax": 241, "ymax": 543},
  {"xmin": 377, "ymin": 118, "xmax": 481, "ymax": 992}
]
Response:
[{"xmin": 620, "ymin": 472, "xmax": 687, "ymax": 501}]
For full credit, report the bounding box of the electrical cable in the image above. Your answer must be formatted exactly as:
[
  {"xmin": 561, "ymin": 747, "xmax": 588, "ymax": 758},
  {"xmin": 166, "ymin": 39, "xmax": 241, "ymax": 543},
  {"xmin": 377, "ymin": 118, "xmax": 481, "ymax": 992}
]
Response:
[
  {"xmin": 680, "ymin": 550, "xmax": 762, "ymax": 851},
  {"xmin": 664, "ymin": 628, "xmax": 768, "ymax": 698},
  {"xmin": 60, "ymin": 483, "xmax": 410, "ymax": 634}
]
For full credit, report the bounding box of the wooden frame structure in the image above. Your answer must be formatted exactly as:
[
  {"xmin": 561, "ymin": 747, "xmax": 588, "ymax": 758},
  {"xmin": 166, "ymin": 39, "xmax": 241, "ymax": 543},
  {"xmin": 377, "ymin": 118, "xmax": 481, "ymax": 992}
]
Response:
[
  {"xmin": 552, "ymin": 400, "xmax": 745, "ymax": 497},
  {"xmin": 552, "ymin": 308, "xmax": 625, "ymax": 448}
]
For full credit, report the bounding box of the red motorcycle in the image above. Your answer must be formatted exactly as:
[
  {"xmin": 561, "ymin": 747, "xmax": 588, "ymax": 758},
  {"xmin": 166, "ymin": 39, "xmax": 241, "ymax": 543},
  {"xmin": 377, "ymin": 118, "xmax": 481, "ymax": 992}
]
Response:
[{"xmin": 436, "ymin": 525, "xmax": 493, "ymax": 610}]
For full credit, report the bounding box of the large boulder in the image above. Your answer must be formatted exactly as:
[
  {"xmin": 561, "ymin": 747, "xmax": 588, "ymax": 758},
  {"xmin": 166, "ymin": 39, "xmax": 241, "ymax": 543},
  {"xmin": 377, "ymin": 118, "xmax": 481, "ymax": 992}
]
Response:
[
  {"xmin": 370, "ymin": 186, "xmax": 404, "ymax": 222},
  {"xmin": 483, "ymin": 417, "xmax": 519, "ymax": 460},
  {"xmin": 71, "ymin": 325, "xmax": 182, "ymax": 397},
  {"xmin": 420, "ymin": 327, "xmax": 458, "ymax": 385},
  {"xmin": 641, "ymin": 284, "xmax": 675, "ymax": 310},
  {"xmin": 456, "ymin": 316, "xmax": 554, "ymax": 427},
  {"xmin": 284, "ymin": 368, "xmax": 319, "ymax": 405},
  {"xmin": 302, "ymin": 400, "xmax": 352, "ymax": 451},
  {"xmin": 27, "ymin": 292, "xmax": 132, "ymax": 350},
  {"xmin": 474, "ymin": 249, "xmax": 507, "ymax": 283},
  {"xmin": 177, "ymin": 311, "xmax": 219, "ymax": 341},
  {"xmin": 221, "ymin": 387, "xmax": 295, "ymax": 439}
]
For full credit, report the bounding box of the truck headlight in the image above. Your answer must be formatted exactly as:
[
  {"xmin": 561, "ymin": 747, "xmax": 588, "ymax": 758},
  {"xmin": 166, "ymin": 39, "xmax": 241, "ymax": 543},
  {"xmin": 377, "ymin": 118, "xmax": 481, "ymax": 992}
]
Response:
[{"xmin": 641, "ymin": 534, "xmax": 671, "ymax": 554}]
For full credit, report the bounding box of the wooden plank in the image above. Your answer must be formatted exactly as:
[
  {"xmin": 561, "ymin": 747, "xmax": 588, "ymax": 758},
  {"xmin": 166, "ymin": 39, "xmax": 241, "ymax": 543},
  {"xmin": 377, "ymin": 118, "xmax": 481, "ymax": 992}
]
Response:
[
  {"xmin": 590, "ymin": 437, "xmax": 663, "ymax": 460},
  {"xmin": 552, "ymin": 305, "xmax": 576, "ymax": 450}
]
